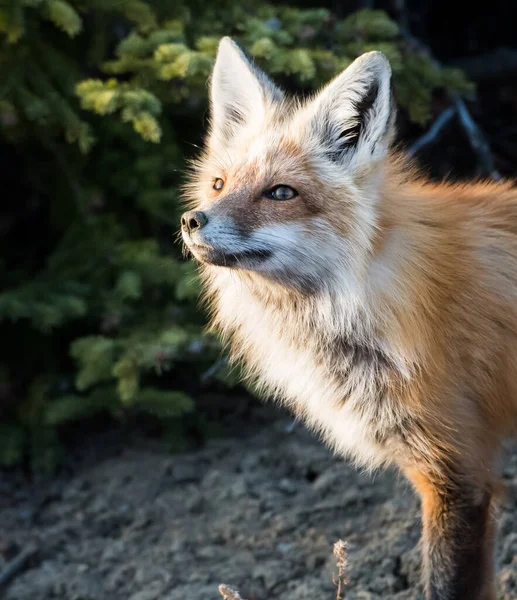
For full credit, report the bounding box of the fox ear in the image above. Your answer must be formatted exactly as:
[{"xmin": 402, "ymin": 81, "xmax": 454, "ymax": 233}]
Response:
[
  {"xmin": 308, "ymin": 52, "xmax": 395, "ymax": 167},
  {"xmin": 210, "ymin": 37, "xmax": 283, "ymax": 142}
]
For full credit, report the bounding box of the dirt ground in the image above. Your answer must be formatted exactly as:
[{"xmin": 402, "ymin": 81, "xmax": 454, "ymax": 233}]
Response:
[{"xmin": 2, "ymin": 415, "xmax": 517, "ymax": 600}]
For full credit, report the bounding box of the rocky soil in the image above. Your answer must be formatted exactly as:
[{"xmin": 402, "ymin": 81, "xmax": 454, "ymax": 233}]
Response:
[{"xmin": 2, "ymin": 417, "xmax": 517, "ymax": 600}]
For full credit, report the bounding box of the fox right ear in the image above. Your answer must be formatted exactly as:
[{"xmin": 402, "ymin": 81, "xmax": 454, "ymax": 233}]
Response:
[
  {"xmin": 307, "ymin": 51, "xmax": 395, "ymax": 168},
  {"xmin": 210, "ymin": 37, "xmax": 283, "ymax": 143}
]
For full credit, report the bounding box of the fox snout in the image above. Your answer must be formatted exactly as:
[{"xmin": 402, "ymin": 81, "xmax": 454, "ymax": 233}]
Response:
[
  {"xmin": 180, "ymin": 209, "xmax": 214, "ymax": 264},
  {"xmin": 181, "ymin": 210, "xmax": 208, "ymax": 235},
  {"xmin": 181, "ymin": 209, "xmax": 274, "ymax": 269}
]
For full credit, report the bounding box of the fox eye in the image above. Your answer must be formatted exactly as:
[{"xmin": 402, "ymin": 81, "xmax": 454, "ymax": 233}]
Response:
[
  {"xmin": 263, "ymin": 185, "xmax": 298, "ymax": 201},
  {"xmin": 213, "ymin": 178, "xmax": 224, "ymax": 191}
]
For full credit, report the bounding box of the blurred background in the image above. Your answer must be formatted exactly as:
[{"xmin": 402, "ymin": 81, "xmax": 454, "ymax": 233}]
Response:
[
  {"xmin": 4, "ymin": 2, "xmax": 517, "ymax": 600},
  {"xmin": 1, "ymin": 0, "xmax": 517, "ymax": 472}
]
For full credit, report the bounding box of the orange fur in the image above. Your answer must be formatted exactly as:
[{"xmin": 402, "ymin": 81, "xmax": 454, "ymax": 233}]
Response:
[{"xmin": 376, "ymin": 157, "xmax": 517, "ymax": 478}]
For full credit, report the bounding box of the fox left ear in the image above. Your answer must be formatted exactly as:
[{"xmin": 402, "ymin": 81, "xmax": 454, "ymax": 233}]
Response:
[
  {"xmin": 308, "ymin": 52, "xmax": 395, "ymax": 167},
  {"xmin": 210, "ymin": 37, "xmax": 284, "ymax": 144}
]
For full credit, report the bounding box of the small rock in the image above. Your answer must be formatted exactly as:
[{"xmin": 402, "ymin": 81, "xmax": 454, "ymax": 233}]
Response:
[
  {"xmin": 101, "ymin": 539, "xmax": 126, "ymax": 562},
  {"xmin": 172, "ymin": 463, "xmax": 200, "ymax": 484},
  {"xmin": 501, "ymin": 533, "xmax": 517, "ymax": 565},
  {"xmin": 185, "ymin": 493, "xmax": 204, "ymax": 513},
  {"xmin": 398, "ymin": 547, "xmax": 421, "ymax": 588},
  {"xmin": 305, "ymin": 552, "xmax": 326, "ymax": 570},
  {"xmin": 227, "ymin": 478, "xmax": 247, "ymax": 499},
  {"xmin": 252, "ymin": 562, "xmax": 287, "ymax": 591},
  {"xmin": 278, "ymin": 478, "xmax": 297, "ymax": 495},
  {"xmin": 367, "ymin": 573, "xmax": 399, "ymax": 594},
  {"xmin": 128, "ymin": 581, "xmax": 163, "ymax": 600}
]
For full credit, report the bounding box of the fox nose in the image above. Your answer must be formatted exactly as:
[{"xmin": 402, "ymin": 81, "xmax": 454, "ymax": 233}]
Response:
[{"xmin": 181, "ymin": 211, "xmax": 208, "ymax": 234}]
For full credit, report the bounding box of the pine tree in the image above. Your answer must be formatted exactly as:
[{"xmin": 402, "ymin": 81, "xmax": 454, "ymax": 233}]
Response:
[{"xmin": 0, "ymin": 0, "xmax": 473, "ymax": 469}]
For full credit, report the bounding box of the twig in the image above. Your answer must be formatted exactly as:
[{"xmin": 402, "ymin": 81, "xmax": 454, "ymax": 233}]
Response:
[
  {"xmin": 400, "ymin": 27, "xmax": 501, "ymax": 179},
  {"xmin": 408, "ymin": 106, "xmax": 455, "ymax": 157},
  {"xmin": 333, "ymin": 540, "xmax": 349, "ymax": 600},
  {"xmin": 0, "ymin": 543, "xmax": 39, "ymax": 589},
  {"xmin": 455, "ymin": 98, "xmax": 499, "ymax": 178},
  {"xmin": 200, "ymin": 357, "xmax": 227, "ymax": 382},
  {"xmin": 218, "ymin": 584, "xmax": 246, "ymax": 600}
]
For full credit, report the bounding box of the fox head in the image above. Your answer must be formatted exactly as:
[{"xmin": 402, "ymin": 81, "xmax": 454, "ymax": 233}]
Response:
[{"xmin": 182, "ymin": 37, "xmax": 396, "ymax": 294}]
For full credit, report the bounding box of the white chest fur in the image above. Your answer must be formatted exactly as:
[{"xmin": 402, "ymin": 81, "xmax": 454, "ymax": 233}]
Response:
[{"xmin": 211, "ymin": 271, "xmax": 403, "ymax": 470}]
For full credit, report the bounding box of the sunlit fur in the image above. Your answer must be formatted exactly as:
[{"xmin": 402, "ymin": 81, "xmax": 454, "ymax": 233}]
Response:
[{"xmin": 182, "ymin": 38, "xmax": 517, "ymax": 599}]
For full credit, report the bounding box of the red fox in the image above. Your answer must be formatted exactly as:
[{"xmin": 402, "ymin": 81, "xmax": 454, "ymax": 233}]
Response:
[{"xmin": 181, "ymin": 37, "xmax": 517, "ymax": 599}]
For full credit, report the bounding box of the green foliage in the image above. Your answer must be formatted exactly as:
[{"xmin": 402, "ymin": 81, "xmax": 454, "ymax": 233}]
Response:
[
  {"xmin": 0, "ymin": 0, "xmax": 473, "ymax": 470},
  {"xmin": 75, "ymin": 6, "xmax": 473, "ymax": 130},
  {"xmin": 77, "ymin": 79, "xmax": 162, "ymax": 142}
]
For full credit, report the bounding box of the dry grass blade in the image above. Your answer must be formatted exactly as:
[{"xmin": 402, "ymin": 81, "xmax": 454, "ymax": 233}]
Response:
[
  {"xmin": 218, "ymin": 539, "xmax": 349, "ymax": 600},
  {"xmin": 333, "ymin": 539, "xmax": 349, "ymax": 600},
  {"xmin": 218, "ymin": 583, "xmax": 247, "ymax": 600}
]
